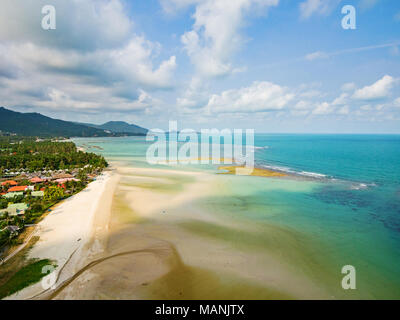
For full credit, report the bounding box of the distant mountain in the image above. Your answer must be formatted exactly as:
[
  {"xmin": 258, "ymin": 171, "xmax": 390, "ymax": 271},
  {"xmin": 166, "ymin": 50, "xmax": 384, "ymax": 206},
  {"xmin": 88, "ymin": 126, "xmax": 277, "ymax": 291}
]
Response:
[
  {"xmin": 83, "ymin": 121, "xmax": 148, "ymax": 135},
  {"xmin": 0, "ymin": 107, "xmax": 118, "ymax": 138}
]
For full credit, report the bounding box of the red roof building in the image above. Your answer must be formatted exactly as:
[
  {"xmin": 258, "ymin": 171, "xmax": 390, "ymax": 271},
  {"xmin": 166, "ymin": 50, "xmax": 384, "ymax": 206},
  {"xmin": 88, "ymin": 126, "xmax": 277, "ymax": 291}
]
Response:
[
  {"xmin": 1, "ymin": 180, "xmax": 18, "ymax": 186},
  {"xmin": 30, "ymin": 177, "xmax": 45, "ymax": 183},
  {"xmin": 7, "ymin": 186, "xmax": 28, "ymax": 192}
]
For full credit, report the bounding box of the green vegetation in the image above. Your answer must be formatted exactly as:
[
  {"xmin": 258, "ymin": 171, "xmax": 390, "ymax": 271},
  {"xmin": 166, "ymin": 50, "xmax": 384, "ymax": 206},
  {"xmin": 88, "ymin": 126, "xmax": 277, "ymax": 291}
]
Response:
[
  {"xmin": 0, "ymin": 137, "xmax": 107, "ymax": 171},
  {"xmin": 0, "ymin": 137, "xmax": 108, "ymax": 249},
  {"xmin": 83, "ymin": 120, "xmax": 148, "ymax": 135},
  {"xmin": 0, "ymin": 236, "xmax": 40, "ymax": 297},
  {"xmin": 0, "ymin": 107, "xmax": 113, "ymax": 138},
  {"xmin": 0, "ymin": 198, "xmax": 7, "ymax": 209},
  {"xmin": 0, "ymin": 179, "xmax": 91, "ymax": 248},
  {"xmin": 0, "ymin": 107, "xmax": 148, "ymax": 138},
  {"xmin": 0, "ymin": 229, "xmax": 10, "ymax": 248},
  {"xmin": 0, "ymin": 258, "xmax": 57, "ymax": 299},
  {"xmin": 43, "ymin": 186, "xmax": 64, "ymax": 202}
]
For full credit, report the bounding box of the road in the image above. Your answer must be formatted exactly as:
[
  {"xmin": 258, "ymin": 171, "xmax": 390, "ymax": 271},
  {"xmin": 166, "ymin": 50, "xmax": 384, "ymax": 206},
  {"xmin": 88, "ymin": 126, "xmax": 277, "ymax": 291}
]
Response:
[{"xmin": 0, "ymin": 226, "xmax": 38, "ymax": 265}]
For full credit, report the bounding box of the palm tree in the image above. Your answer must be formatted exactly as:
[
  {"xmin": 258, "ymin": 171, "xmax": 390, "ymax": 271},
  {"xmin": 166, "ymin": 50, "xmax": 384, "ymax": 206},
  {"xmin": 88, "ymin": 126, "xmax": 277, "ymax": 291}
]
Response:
[{"xmin": 44, "ymin": 186, "xmax": 64, "ymax": 202}]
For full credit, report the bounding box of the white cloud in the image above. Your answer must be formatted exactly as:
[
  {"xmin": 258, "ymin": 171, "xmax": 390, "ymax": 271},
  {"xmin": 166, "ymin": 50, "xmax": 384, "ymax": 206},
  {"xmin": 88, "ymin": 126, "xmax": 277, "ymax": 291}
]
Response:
[
  {"xmin": 352, "ymin": 75, "xmax": 396, "ymax": 100},
  {"xmin": 337, "ymin": 105, "xmax": 350, "ymax": 115},
  {"xmin": 0, "ymin": 0, "xmax": 132, "ymax": 51},
  {"xmin": 174, "ymin": 75, "xmax": 399, "ymax": 122},
  {"xmin": 359, "ymin": 0, "xmax": 380, "ymax": 10},
  {"xmin": 332, "ymin": 93, "xmax": 348, "ymax": 105},
  {"xmin": 341, "ymin": 82, "xmax": 356, "ymax": 92},
  {"xmin": 178, "ymin": 0, "xmax": 279, "ymax": 77},
  {"xmin": 177, "ymin": 77, "xmax": 210, "ymax": 109},
  {"xmin": 299, "ymin": 90, "xmax": 322, "ymax": 99},
  {"xmin": 0, "ymin": 0, "xmax": 176, "ymax": 114},
  {"xmin": 312, "ymin": 102, "xmax": 335, "ymax": 115},
  {"xmin": 294, "ymin": 100, "xmax": 312, "ymax": 110},
  {"xmin": 160, "ymin": 0, "xmax": 198, "ymax": 13},
  {"xmin": 305, "ymin": 51, "xmax": 329, "ymax": 61},
  {"xmin": 174, "ymin": 0, "xmax": 281, "ymax": 111},
  {"xmin": 291, "ymin": 110, "xmax": 309, "ymax": 117},
  {"xmin": 110, "ymin": 39, "xmax": 177, "ymax": 88},
  {"xmin": 304, "ymin": 42, "xmax": 400, "ymax": 63},
  {"xmin": 299, "ymin": 0, "xmax": 341, "ymax": 19},
  {"xmin": 35, "ymin": 88, "xmax": 158, "ymax": 112},
  {"xmin": 205, "ymin": 81, "xmax": 294, "ymax": 113}
]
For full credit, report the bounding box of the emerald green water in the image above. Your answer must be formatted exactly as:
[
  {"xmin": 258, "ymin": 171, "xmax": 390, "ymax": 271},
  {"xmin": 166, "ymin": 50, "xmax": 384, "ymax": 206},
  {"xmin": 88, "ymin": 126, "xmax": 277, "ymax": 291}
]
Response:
[{"xmin": 73, "ymin": 135, "xmax": 400, "ymax": 299}]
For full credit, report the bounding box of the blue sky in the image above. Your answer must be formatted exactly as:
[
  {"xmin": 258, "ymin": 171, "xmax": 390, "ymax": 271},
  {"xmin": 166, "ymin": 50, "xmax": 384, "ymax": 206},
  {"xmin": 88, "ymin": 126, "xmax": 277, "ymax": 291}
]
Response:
[{"xmin": 0, "ymin": 0, "xmax": 399, "ymax": 133}]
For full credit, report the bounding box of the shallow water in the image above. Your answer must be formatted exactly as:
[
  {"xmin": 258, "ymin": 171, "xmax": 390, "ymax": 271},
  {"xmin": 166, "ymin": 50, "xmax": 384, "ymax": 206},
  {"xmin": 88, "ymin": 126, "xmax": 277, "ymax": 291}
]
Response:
[{"xmin": 72, "ymin": 135, "xmax": 400, "ymax": 299}]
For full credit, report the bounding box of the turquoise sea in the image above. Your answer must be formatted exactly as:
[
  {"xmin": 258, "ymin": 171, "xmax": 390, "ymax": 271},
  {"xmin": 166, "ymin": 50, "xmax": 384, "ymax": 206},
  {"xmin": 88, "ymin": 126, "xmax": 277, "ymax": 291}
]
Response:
[{"xmin": 74, "ymin": 134, "xmax": 400, "ymax": 299}]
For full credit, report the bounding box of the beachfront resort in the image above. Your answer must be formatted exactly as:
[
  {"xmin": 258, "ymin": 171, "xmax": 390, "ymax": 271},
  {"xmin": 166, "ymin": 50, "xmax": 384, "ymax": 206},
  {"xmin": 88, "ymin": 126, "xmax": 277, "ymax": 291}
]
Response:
[{"xmin": 0, "ymin": 137, "xmax": 107, "ymax": 258}]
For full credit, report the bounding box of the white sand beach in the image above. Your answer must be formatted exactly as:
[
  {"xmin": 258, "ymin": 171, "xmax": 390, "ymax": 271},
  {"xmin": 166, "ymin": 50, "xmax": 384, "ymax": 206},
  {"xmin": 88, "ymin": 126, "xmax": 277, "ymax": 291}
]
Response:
[
  {"xmin": 5, "ymin": 170, "xmax": 118, "ymax": 300},
  {"xmin": 50, "ymin": 165, "xmax": 331, "ymax": 300},
  {"xmin": 4, "ymin": 164, "xmax": 332, "ymax": 300}
]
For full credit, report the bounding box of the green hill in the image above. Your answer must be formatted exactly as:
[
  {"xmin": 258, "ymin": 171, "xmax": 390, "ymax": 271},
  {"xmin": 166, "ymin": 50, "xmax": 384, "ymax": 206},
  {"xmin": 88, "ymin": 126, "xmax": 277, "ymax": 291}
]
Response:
[
  {"xmin": 83, "ymin": 121, "xmax": 148, "ymax": 135},
  {"xmin": 0, "ymin": 107, "xmax": 115, "ymax": 137}
]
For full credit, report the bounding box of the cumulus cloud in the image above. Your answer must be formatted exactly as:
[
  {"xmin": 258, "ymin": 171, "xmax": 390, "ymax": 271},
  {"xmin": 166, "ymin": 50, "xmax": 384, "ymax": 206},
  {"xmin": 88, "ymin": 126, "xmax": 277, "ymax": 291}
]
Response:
[
  {"xmin": 294, "ymin": 100, "xmax": 312, "ymax": 110},
  {"xmin": 352, "ymin": 75, "xmax": 396, "ymax": 100},
  {"xmin": 341, "ymin": 82, "xmax": 356, "ymax": 92},
  {"xmin": 299, "ymin": 0, "xmax": 342, "ymax": 19},
  {"xmin": 174, "ymin": 0, "xmax": 280, "ymax": 112},
  {"xmin": 309, "ymin": 75, "xmax": 400, "ymax": 118},
  {"xmin": 312, "ymin": 102, "xmax": 335, "ymax": 115},
  {"xmin": 0, "ymin": 0, "xmax": 132, "ymax": 51},
  {"xmin": 332, "ymin": 93, "xmax": 348, "ymax": 105},
  {"xmin": 35, "ymin": 88, "xmax": 159, "ymax": 112},
  {"xmin": 299, "ymin": 89, "xmax": 321, "ymax": 98},
  {"xmin": 173, "ymin": 74, "xmax": 399, "ymax": 122},
  {"xmin": 0, "ymin": 0, "xmax": 176, "ymax": 114},
  {"xmin": 176, "ymin": 77, "xmax": 210, "ymax": 109},
  {"xmin": 309, "ymin": 75, "xmax": 399, "ymax": 117},
  {"xmin": 205, "ymin": 81, "xmax": 294, "ymax": 113},
  {"xmin": 177, "ymin": 0, "xmax": 279, "ymax": 77}
]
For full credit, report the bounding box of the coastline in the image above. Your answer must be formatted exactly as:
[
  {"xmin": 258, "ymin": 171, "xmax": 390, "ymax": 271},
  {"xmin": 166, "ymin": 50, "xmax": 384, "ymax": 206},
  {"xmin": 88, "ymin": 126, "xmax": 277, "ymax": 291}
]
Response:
[
  {"xmin": 4, "ymin": 169, "xmax": 118, "ymax": 300},
  {"xmin": 2, "ymin": 158, "xmax": 368, "ymax": 299},
  {"xmin": 3, "ymin": 137, "xmax": 395, "ymax": 299},
  {"xmin": 48, "ymin": 165, "xmax": 334, "ymax": 299}
]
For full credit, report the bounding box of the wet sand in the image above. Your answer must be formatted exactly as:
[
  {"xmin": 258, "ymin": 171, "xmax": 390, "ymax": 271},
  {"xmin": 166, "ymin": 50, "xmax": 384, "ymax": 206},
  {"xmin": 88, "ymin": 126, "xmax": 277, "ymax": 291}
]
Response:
[
  {"xmin": 50, "ymin": 166, "xmax": 333, "ymax": 300},
  {"xmin": 5, "ymin": 171, "xmax": 118, "ymax": 300},
  {"xmin": 218, "ymin": 165, "xmax": 287, "ymax": 177}
]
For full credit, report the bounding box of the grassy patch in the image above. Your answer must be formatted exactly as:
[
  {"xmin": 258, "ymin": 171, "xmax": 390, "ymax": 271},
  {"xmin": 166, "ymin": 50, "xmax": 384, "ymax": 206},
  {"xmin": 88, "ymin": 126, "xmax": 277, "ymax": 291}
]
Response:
[
  {"xmin": 0, "ymin": 258, "xmax": 57, "ymax": 299},
  {"xmin": 0, "ymin": 236, "xmax": 39, "ymax": 287}
]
